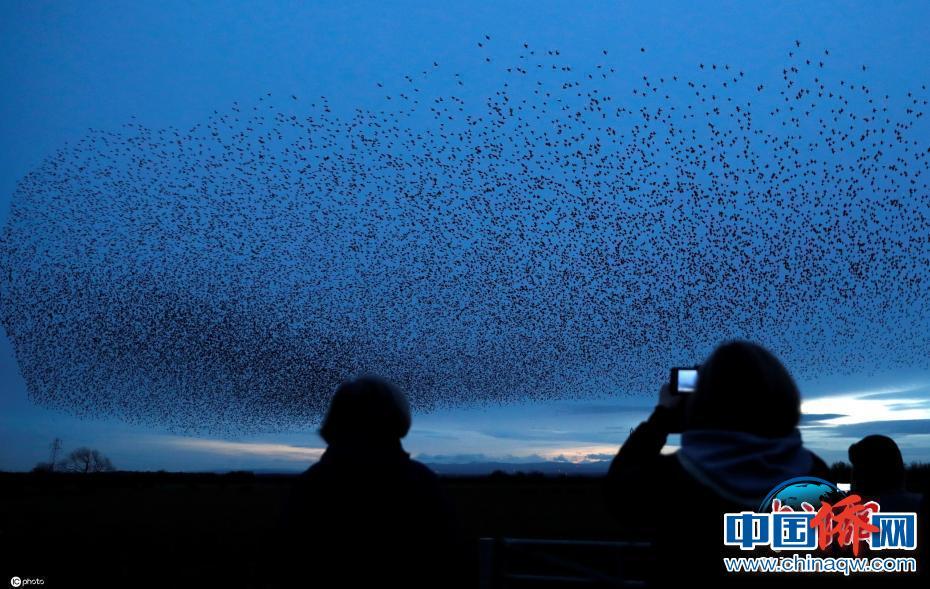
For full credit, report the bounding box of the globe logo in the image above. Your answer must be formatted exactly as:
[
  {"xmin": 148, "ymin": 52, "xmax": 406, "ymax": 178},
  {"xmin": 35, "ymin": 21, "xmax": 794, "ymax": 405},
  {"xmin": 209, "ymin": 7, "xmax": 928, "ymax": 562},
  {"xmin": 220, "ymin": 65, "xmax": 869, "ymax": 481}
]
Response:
[{"xmin": 758, "ymin": 476, "xmax": 846, "ymax": 512}]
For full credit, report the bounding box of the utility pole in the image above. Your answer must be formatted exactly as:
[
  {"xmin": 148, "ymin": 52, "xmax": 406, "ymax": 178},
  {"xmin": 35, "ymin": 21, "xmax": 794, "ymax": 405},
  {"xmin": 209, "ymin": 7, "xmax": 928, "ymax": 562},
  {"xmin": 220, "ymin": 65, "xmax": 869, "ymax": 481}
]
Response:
[{"xmin": 49, "ymin": 437, "xmax": 62, "ymax": 472}]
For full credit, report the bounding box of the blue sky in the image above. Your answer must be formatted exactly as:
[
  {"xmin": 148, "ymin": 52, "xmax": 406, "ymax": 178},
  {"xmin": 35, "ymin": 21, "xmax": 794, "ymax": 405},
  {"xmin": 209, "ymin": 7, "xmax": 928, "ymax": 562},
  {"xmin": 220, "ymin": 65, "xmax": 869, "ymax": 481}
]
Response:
[{"xmin": 2, "ymin": 0, "xmax": 930, "ymax": 472}]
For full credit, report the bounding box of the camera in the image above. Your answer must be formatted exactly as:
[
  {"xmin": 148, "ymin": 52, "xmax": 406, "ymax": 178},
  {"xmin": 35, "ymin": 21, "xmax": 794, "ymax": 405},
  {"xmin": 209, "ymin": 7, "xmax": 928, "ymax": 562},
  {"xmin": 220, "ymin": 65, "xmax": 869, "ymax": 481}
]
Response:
[{"xmin": 670, "ymin": 367, "xmax": 699, "ymax": 395}]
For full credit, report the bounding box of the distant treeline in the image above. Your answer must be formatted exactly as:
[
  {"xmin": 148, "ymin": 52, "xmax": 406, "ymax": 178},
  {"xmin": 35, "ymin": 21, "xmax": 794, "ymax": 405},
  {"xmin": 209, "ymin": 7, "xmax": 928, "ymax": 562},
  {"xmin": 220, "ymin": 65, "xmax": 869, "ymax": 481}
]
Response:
[{"xmin": 3, "ymin": 461, "xmax": 929, "ymax": 492}]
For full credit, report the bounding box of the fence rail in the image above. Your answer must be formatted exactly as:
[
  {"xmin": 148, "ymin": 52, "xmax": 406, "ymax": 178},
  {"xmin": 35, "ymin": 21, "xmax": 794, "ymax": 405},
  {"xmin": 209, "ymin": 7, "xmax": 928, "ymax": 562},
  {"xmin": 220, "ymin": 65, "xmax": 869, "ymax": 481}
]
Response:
[{"xmin": 479, "ymin": 537, "xmax": 653, "ymax": 588}]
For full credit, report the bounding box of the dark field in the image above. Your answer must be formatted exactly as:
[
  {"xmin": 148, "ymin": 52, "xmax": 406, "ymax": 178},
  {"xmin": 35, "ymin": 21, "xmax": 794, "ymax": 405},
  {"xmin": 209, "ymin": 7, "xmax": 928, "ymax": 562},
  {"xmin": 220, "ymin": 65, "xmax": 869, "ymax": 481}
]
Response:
[
  {"xmin": 3, "ymin": 466, "xmax": 928, "ymax": 587},
  {"xmin": 0, "ymin": 472, "xmax": 632, "ymax": 588}
]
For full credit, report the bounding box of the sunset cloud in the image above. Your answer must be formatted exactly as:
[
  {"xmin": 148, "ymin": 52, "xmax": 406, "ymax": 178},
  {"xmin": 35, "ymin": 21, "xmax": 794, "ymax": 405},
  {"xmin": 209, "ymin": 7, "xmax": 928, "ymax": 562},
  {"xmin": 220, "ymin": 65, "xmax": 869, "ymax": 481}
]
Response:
[{"xmin": 160, "ymin": 437, "xmax": 324, "ymax": 462}]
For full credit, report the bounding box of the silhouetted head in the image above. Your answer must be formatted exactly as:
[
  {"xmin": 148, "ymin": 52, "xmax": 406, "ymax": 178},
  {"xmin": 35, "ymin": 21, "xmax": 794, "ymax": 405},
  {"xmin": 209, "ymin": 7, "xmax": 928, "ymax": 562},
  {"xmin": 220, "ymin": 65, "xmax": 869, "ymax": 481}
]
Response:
[
  {"xmin": 319, "ymin": 376, "xmax": 412, "ymax": 446},
  {"xmin": 685, "ymin": 340, "xmax": 800, "ymax": 437},
  {"xmin": 849, "ymin": 435, "xmax": 906, "ymax": 494}
]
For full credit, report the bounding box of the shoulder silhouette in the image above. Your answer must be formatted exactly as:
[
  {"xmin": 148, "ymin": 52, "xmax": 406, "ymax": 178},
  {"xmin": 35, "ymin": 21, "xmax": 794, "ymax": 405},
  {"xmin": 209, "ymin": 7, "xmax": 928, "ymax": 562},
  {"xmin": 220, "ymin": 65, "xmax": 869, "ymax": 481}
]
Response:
[
  {"xmin": 277, "ymin": 376, "xmax": 462, "ymax": 589},
  {"xmin": 850, "ymin": 435, "xmax": 922, "ymax": 512}
]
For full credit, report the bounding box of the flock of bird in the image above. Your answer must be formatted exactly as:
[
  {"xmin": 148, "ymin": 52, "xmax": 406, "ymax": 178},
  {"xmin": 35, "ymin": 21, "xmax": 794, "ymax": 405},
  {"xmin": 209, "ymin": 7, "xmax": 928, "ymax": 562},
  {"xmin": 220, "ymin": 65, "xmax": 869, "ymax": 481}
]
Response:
[{"xmin": 1, "ymin": 40, "xmax": 928, "ymax": 432}]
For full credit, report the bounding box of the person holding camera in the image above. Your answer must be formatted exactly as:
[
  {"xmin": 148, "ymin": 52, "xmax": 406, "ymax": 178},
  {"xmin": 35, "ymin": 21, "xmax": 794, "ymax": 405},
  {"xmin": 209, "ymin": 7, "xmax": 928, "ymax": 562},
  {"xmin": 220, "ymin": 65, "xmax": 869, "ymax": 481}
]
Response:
[{"xmin": 605, "ymin": 340, "xmax": 830, "ymax": 585}]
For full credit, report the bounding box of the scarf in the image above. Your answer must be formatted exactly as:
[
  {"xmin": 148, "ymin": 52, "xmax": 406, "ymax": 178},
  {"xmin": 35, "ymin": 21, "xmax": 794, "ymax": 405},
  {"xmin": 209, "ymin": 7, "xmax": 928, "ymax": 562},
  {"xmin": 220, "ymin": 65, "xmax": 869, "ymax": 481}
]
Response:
[{"xmin": 677, "ymin": 428, "xmax": 814, "ymax": 507}]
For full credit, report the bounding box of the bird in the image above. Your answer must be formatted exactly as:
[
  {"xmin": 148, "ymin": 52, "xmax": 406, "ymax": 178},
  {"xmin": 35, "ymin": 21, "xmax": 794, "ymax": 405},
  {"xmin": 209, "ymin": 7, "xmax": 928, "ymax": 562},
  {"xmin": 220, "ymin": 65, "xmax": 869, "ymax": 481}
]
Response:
[{"xmin": 1, "ymin": 39, "xmax": 927, "ymax": 434}]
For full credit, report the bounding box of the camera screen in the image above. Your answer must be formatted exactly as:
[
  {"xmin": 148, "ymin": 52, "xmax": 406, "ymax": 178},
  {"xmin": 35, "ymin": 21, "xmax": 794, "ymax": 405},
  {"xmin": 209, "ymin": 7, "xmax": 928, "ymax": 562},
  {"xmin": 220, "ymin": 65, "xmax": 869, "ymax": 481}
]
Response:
[{"xmin": 677, "ymin": 369, "xmax": 698, "ymax": 393}]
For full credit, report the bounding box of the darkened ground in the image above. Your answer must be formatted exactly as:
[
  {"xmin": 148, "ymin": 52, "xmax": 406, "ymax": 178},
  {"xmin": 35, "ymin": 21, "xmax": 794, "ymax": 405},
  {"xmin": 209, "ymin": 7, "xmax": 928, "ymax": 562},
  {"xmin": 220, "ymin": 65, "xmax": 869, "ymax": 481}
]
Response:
[{"xmin": 2, "ymin": 465, "xmax": 928, "ymax": 587}]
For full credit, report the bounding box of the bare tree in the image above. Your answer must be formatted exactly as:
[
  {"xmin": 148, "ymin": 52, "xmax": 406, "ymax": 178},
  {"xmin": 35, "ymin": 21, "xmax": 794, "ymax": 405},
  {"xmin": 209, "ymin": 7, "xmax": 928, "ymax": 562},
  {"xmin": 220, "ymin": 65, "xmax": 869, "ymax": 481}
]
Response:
[{"xmin": 57, "ymin": 447, "xmax": 115, "ymax": 473}]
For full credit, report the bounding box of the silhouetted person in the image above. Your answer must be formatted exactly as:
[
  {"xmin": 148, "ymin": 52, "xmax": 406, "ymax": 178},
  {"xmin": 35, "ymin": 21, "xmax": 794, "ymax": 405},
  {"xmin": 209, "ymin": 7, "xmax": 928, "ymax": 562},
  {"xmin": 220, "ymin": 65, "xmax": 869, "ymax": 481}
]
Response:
[
  {"xmin": 277, "ymin": 376, "xmax": 462, "ymax": 588},
  {"xmin": 605, "ymin": 341, "xmax": 829, "ymax": 586},
  {"xmin": 849, "ymin": 435, "xmax": 922, "ymax": 512},
  {"xmin": 847, "ymin": 435, "xmax": 927, "ymax": 587}
]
